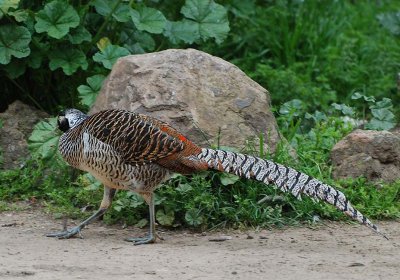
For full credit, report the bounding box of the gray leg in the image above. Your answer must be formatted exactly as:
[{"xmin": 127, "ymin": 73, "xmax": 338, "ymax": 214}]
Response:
[
  {"xmin": 125, "ymin": 192, "xmax": 157, "ymax": 245},
  {"xmin": 47, "ymin": 187, "xmax": 116, "ymax": 239}
]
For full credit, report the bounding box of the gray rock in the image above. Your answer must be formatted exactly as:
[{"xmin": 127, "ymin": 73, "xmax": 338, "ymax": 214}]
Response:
[
  {"xmin": 91, "ymin": 49, "xmax": 283, "ymax": 152},
  {"xmin": 0, "ymin": 101, "xmax": 48, "ymax": 169},
  {"xmin": 330, "ymin": 129, "xmax": 400, "ymax": 183}
]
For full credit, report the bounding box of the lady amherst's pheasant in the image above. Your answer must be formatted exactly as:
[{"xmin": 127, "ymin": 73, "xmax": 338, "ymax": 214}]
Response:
[{"xmin": 47, "ymin": 108, "xmax": 387, "ymax": 244}]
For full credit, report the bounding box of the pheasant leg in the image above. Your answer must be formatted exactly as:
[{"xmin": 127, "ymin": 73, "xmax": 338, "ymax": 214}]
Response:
[
  {"xmin": 125, "ymin": 192, "xmax": 157, "ymax": 245},
  {"xmin": 46, "ymin": 187, "xmax": 116, "ymax": 239}
]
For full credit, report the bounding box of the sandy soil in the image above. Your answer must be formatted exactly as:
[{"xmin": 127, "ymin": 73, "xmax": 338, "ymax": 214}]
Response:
[{"xmin": 0, "ymin": 208, "xmax": 399, "ymax": 280}]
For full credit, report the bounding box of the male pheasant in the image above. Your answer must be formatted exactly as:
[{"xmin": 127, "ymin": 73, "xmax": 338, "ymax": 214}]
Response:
[{"xmin": 47, "ymin": 108, "xmax": 387, "ymax": 244}]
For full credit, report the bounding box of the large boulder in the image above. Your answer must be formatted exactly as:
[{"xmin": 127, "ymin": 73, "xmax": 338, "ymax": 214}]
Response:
[
  {"xmin": 330, "ymin": 129, "xmax": 400, "ymax": 182},
  {"xmin": 91, "ymin": 49, "xmax": 283, "ymax": 152},
  {"xmin": 0, "ymin": 101, "xmax": 49, "ymax": 169}
]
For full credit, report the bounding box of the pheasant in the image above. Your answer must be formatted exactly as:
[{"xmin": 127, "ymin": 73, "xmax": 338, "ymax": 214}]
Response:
[{"xmin": 47, "ymin": 108, "xmax": 387, "ymax": 244}]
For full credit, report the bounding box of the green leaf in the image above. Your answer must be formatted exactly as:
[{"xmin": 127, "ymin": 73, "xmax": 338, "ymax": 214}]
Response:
[
  {"xmin": 180, "ymin": 0, "xmax": 230, "ymax": 43},
  {"xmin": 176, "ymin": 183, "xmax": 193, "ymax": 193},
  {"xmin": 164, "ymin": 20, "xmax": 199, "ymax": 44},
  {"xmin": 279, "ymin": 99, "xmax": 304, "ymax": 116},
  {"xmin": 79, "ymin": 173, "xmax": 101, "ymax": 190},
  {"xmin": 185, "ymin": 208, "xmax": 203, "ymax": 226},
  {"xmin": 35, "ymin": 1, "xmax": 80, "ymax": 39},
  {"xmin": 120, "ymin": 26, "xmax": 156, "ymax": 53},
  {"xmin": 331, "ymin": 103, "xmax": 354, "ymax": 116},
  {"xmin": 219, "ymin": 173, "xmax": 239, "ymax": 186},
  {"xmin": 351, "ymin": 92, "xmax": 375, "ymax": 103},
  {"xmin": 68, "ymin": 26, "xmax": 92, "ymax": 44},
  {"xmin": 8, "ymin": 9, "xmax": 29, "ymax": 22},
  {"xmin": 0, "ymin": 0, "xmax": 19, "ymax": 18},
  {"xmin": 135, "ymin": 218, "xmax": 148, "ymax": 228},
  {"xmin": 78, "ymin": 74, "xmax": 106, "ymax": 107},
  {"xmin": 49, "ymin": 48, "xmax": 88, "ymax": 75},
  {"xmin": 305, "ymin": 111, "xmax": 327, "ymax": 122},
  {"xmin": 371, "ymin": 108, "xmax": 395, "ymax": 121},
  {"xmin": 93, "ymin": 44, "xmax": 130, "ymax": 69},
  {"xmin": 28, "ymin": 118, "xmax": 61, "ymax": 163},
  {"xmin": 126, "ymin": 192, "xmax": 144, "ymax": 208},
  {"xmin": 371, "ymin": 98, "xmax": 393, "ymax": 109},
  {"xmin": 377, "ymin": 12, "xmax": 400, "ymax": 35},
  {"xmin": 365, "ymin": 119, "xmax": 396, "ymax": 131},
  {"xmin": 130, "ymin": 7, "xmax": 167, "ymax": 34},
  {"xmin": 0, "ymin": 24, "xmax": 31, "ymax": 64},
  {"xmin": 156, "ymin": 208, "xmax": 175, "ymax": 226},
  {"xmin": 2, "ymin": 57, "xmax": 26, "ymax": 78},
  {"xmin": 91, "ymin": 0, "xmax": 130, "ymax": 22},
  {"xmin": 365, "ymin": 107, "xmax": 396, "ymax": 131}
]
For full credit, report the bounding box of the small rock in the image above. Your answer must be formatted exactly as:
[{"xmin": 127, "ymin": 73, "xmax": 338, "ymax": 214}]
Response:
[{"xmin": 209, "ymin": 236, "xmax": 232, "ymax": 242}]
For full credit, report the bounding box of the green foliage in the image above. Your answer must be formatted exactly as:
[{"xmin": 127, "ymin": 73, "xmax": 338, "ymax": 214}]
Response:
[
  {"xmin": 0, "ymin": 25, "xmax": 31, "ymax": 64},
  {"xmin": 1, "ymin": 0, "xmax": 230, "ymax": 111},
  {"xmin": 28, "ymin": 117, "xmax": 62, "ymax": 165},
  {"xmin": 93, "ymin": 44, "xmax": 130, "ymax": 70},
  {"xmin": 34, "ymin": 1, "xmax": 80, "ymax": 39},
  {"xmin": 77, "ymin": 74, "xmax": 106, "ymax": 107}
]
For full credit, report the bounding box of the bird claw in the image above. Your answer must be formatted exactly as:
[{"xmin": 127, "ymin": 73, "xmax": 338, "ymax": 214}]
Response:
[
  {"xmin": 46, "ymin": 226, "xmax": 83, "ymax": 239},
  {"xmin": 125, "ymin": 234, "xmax": 156, "ymax": 245}
]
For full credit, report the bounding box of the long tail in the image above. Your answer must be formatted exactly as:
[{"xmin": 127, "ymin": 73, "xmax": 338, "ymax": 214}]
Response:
[{"xmin": 197, "ymin": 148, "xmax": 388, "ymax": 239}]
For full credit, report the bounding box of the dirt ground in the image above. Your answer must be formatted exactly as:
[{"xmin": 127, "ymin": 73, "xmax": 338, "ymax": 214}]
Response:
[{"xmin": 0, "ymin": 208, "xmax": 399, "ymax": 280}]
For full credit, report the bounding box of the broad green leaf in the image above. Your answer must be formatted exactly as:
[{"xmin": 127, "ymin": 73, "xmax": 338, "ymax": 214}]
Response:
[
  {"xmin": 91, "ymin": 0, "xmax": 130, "ymax": 22},
  {"xmin": 279, "ymin": 99, "xmax": 304, "ymax": 116},
  {"xmin": 79, "ymin": 173, "xmax": 101, "ymax": 190},
  {"xmin": 371, "ymin": 98, "xmax": 393, "ymax": 109},
  {"xmin": 49, "ymin": 48, "xmax": 88, "ymax": 75},
  {"xmin": 377, "ymin": 12, "xmax": 400, "ymax": 35},
  {"xmin": 135, "ymin": 218, "xmax": 148, "ymax": 228},
  {"xmin": 305, "ymin": 111, "xmax": 327, "ymax": 122},
  {"xmin": 0, "ymin": 24, "xmax": 31, "ymax": 64},
  {"xmin": 0, "ymin": 0, "xmax": 19, "ymax": 18},
  {"xmin": 185, "ymin": 208, "xmax": 203, "ymax": 226},
  {"xmin": 130, "ymin": 7, "xmax": 167, "ymax": 34},
  {"xmin": 96, "ymin": 37, "xmax": 111, "ymax": 52},
  {"xmin": 8, "ymin": 9, "xmax": 29, "ymax": 22},
  {"xmin": 156, "ymin": 208, "xmax": 175, "ymax": 226},
  {"xmin": 180, "ymin": 0, "xmax": 230, "ymax": 43},
  {"xmin": 126, "ymin": 192, "xmax": 144, "ymax": 208},
  {"xmin": 2, "ymin": 58, "xmax": 26, "ymax": 78},
  {"xmin": 28, "ymin": 117, "xmax": 61, "ymax": 163},
  {"xmin": 77, "ymin": 74, "xmax": 106, "ymax": 107},
  {"xmin": 176, "ymin": 183, "xmax": 193, "ymax": 193},
  {"xmin": 351, "ymin": 92, "xmax": 375, "ymax": 103},
  {"xmin": 164, "ymin": 20, "xmax": 199, "ymax": 44},
  {"xmin": 371, "ymin": 108, "xmax": 395, "ymax": 121},
  {"xmin": 93, "ymin": 44, "xmax": 130, "ymax": 69},
  {"xmin": 220, "ymin": 173, "xmax": 239, "ymax": 186},
  {"xmin": 331, "ymin": 103, "xmax": 355, "ymax": 116},
  {"xmin": 120, "ymin": 26, "xmax": 155, "ymax": 53},
  {"xmin": 365, "ymin": 119, "xmax": 396, "ymax": 131},
  {"xmin": 68, "ymin": 26, "xmax": 92, "ymax": 44},
  {"xmin": 35, "ymin": 1, "xmax": 80, "ymax": 39}
]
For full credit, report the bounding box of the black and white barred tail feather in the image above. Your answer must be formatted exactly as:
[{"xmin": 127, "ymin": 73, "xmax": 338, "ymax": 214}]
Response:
[{"xmin": 197, "ymin": 148, "xmax": 388, "ymax": 239}]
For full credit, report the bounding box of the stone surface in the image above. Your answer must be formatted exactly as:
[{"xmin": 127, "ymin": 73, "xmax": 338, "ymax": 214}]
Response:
[
  {"xmin": 0, "ymin": 101, "xmax": 48, "ymax": 169},
  {"xmin": 91, "ymin": 49, "xmax": 283, "ymax": 152},
  {"xmin": 330, "ymin": 129, "xmax": 400, "ymax": 182}
]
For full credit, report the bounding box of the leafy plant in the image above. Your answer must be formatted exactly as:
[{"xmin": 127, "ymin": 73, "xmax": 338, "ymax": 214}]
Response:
[
  {"xmin": 0, "ymin": 0, "xmax": 230, "ymax": 112},
  {"xmin": 351, "ymin": 92, "xmax": 396, "ymax": 130}
]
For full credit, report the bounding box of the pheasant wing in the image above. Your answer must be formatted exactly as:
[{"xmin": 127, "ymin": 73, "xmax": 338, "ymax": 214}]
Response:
[{"xmin": 82, "ymin": 110, "xmax": 185, "ymax": 165}]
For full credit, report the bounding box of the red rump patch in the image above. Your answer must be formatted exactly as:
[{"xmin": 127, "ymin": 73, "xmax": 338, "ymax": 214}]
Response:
[
  {"xmin": 178, "ymin": 134, "xmax": 187, "ymax": 142},
  {"xmin": 160, "ymin": 126, "xmax": 187, "ymax": 142}
]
